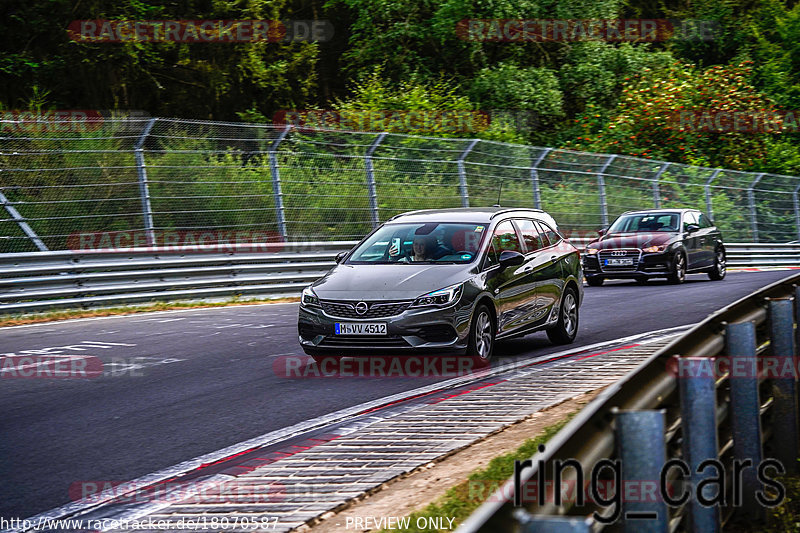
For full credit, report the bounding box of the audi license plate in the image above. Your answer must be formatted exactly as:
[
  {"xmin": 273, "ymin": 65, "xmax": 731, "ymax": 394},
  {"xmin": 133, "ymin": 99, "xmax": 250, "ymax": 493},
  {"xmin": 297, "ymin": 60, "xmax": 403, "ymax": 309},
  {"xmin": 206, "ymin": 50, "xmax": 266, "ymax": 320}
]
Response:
[
  {"xmin": 335, "ymin": 323, "xmax": 387, "ymax": 335},
  {"xmin": 605, "ymin": 258, "xmax": 634, "ymax": 266}
]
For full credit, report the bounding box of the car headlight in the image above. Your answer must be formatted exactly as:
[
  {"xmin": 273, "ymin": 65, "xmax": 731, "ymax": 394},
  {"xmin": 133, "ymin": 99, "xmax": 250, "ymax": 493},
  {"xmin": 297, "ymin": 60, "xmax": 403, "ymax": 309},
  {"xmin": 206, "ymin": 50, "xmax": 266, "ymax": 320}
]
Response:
[
  {"xmin": 301, "ymin": 286, "xmax": 320, "ymax": 307},
  {"xmin": 411, "ymin": 284, "xmax": 463, "ymax": 308},
  {"xmin": 643, "ymin": 245, "xmax": 667, "ymax": 253},
  {"xmin": 585, "ymin": 248, "xmax": 599, "ymax": 255}
]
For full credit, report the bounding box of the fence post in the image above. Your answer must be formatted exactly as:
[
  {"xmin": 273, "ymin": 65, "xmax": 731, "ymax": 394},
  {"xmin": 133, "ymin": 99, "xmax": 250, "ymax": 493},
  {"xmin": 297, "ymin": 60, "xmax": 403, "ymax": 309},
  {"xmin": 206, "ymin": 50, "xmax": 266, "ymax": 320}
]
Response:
[
  {"xmin": 597, "ymin": 155, "xmax": 616, "ymax": 228},
  {"xmin": 530, "ymin": 148, "xmax": 552, "ymax": 210},
  {"xmin": 768, "ymin": 299, "xmax": 799, "ymax": 474},
  {"xmin": 652, "ymin": 162, "xmax": 669, "ymax": 208},
  {"xmin": 748, "ymin": 173, "xmax": 765, "ymax": 242},
  {"xmin": 793, "ymin": 182, "xmax": 800, "ymax": 242},
  {"xmin": 675, "ymin": 356, "xmax": 721, "ymax": 532},
  {"xmin": 726, "ymin": 321, "xmax": 764, "ymax": 521},
  {"xmin": 135, "ymin": 117, "xmax": 157, "ymax": 246},
  {"xmin": 614, "ymin": 409, "xmax": 669, "ymax": 533},
  {"xmin": 269, "ymin": 125, "xmax": 291, "ymax": 241},
  {"xmin": 458, "ymin": 139, "xmax": 479, "ymax": 208},
  {"xmin": 704, "ymin": 169, "xmax": 721, "ymax": 220},
  {"xmin": 365, "ymin": 132, "xmax": 386, "ymax": 228},
  {"xmin": 0, "ymin": 189, "xmax": 48, "ymax": 251}
]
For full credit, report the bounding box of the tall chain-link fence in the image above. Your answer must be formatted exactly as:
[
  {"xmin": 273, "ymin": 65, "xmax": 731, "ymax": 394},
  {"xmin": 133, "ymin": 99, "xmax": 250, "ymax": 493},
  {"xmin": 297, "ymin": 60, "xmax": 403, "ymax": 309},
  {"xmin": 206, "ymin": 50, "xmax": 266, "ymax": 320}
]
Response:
[{"xmin": 2, "ymin": 117, "xmax": 800, "ymax": 253}]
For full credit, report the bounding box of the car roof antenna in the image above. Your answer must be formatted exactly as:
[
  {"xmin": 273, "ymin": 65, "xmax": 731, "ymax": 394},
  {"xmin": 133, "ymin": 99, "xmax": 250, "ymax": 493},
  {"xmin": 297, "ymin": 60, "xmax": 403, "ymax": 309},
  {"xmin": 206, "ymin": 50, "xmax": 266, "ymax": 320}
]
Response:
[{"xmin": 494, "ymin": 180, "xmax": 503, "ymax": 207}]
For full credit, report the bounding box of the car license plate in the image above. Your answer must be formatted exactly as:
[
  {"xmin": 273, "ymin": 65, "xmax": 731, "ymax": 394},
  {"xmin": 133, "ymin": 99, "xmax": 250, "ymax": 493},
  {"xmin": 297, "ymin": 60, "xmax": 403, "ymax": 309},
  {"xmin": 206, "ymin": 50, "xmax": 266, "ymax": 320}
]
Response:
[
  {"xmin": 605, "ymin": 258, "xmax": 634, "ymax": 266},
  {"xmin": 335, "ymin": 323, "xmax": 387, "ymax": 335}
]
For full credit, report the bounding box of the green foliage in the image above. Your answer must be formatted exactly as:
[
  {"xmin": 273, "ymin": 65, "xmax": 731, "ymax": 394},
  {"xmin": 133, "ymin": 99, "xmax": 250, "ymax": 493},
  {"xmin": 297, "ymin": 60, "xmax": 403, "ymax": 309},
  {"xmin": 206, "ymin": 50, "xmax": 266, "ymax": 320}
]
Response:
[{"xmin": 565, "ymin": 62, "xmax": 776, "ymax": 169}]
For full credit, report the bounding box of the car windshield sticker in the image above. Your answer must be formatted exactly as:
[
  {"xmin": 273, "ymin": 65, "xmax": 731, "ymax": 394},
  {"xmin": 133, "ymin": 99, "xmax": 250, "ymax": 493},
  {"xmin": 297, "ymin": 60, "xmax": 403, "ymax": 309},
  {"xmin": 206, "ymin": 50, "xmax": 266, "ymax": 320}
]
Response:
[
  {"xmin": 475, "ymin": 226, "xmax": 484, "ymax": 232},
  {"xmin": 461, "ymin": 253, "xmax": 472, "ymax": 260}
]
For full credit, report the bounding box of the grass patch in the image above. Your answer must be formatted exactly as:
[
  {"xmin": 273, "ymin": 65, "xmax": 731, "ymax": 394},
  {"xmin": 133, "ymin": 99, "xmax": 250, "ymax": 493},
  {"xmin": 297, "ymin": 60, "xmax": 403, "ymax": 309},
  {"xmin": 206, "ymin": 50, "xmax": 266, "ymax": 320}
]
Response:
[
  {"xmin": 0, "ymin": 296, "xmax": 300, "ymax": 327},
  {"xmin": 377, "ymin": 412, "xmax": 577, "ymax": 533}
]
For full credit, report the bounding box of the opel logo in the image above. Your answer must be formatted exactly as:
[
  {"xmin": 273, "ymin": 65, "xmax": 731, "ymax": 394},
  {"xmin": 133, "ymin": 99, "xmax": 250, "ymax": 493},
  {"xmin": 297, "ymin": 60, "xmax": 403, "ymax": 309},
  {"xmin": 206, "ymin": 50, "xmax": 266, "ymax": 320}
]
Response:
[{"xmin": 355, "ymin": 302, "xmax": 369, "ymax": 315}]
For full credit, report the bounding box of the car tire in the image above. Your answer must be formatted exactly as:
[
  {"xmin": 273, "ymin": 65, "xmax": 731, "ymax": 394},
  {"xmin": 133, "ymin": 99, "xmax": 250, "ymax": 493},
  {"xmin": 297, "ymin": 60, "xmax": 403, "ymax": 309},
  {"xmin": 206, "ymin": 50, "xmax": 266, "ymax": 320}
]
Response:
[
  {"xmin": 467, "ymin": 304, "xmax": 495, "ymax": 367},
  {"xmin": 586, "ymin": 276, "xmax": 604, "ymax": 287},
  {"xmin": 667, "ymin": 251, "xmax": 686, "ymax": 284},
  {"xmin": 547, "ymin": 287, "xmax": 579, "ymax": 345},
  {"xmin": 708, "ymin": 247, "xmax": 726, "ymax": 281}
]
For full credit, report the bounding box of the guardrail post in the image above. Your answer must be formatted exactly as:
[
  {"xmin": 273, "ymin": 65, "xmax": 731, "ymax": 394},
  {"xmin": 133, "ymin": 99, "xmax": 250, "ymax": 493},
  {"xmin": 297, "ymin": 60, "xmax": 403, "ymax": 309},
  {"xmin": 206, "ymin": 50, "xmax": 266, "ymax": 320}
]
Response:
[
  {"xmin": 726, "ymin": 321, "xmax": 764, "ymax": 521},
  {"xmin": 269, "ymin": 125, "xmax": 291, "ymax": 240},
  {"xmin": 652, "ymin": 163, "xmax": 669, "ymax": 208},
  {"xmin": 0, "ymin": 189, "xmax": 48, "ymax": 251},
  {"xmin": 458, "ymin": 139, "xmax": 479, "ymax": 207},
  {"xmin": 793, "ymin": 183, "xmax": 800, "ymax": 242},
  {"xmin": 597, "ymin": 155, "xmax": 616, "ymax": 228},
  {"xmin": 747, "ymin": 173, "xmax": 765, "ymax": 242},
  {"xmin": 675, "ymin": 356, "xmax": 721, "ymax": 532},
  {"xmin": 769, "ymin": 299, "xmax": 799, "ymax": 473},
  {"xmin": 614, "ymin": 409, "xmax": 669, "ymax": 533},
  {"xmin": 135, "ymin": 118, "xmax": 157, "ymax": 246},
  {"xmin": 705, "ymin": 169, "xmax": 721, "ymax": 220},
  {"xmin": 513, "ymin": 510, "xmax": 592, "ymax": 532},
  {"xmin": 530, "ymin": 148, "xmax": 552, "ymax": 210},
  {"xmin": 364, "ymin": 132, "xmax": 386, "ymax": 228}
]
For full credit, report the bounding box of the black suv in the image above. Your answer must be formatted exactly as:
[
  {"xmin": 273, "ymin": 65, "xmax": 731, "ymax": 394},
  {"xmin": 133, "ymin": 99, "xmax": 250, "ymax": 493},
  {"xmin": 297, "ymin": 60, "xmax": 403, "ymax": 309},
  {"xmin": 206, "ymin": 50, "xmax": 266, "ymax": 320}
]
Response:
[
  {"xmin": 298, "ymin": 207, "xmax": 584, "ymax": 365},
  {"xmin": 583, "ymin": 208, "xmax": 726, "ymax": 285}
]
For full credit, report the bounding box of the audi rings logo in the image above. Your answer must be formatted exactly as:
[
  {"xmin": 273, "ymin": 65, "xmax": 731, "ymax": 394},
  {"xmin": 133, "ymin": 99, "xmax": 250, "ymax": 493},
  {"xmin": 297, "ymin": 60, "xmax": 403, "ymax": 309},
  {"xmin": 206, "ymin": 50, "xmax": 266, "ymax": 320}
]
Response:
[
  {"xmin": 611, "ymin": 251, "xmax": 626, "ymax": 256},
  {"xmin": 355, "ymin": 302, "xmax": 369, "ymax": 315}
]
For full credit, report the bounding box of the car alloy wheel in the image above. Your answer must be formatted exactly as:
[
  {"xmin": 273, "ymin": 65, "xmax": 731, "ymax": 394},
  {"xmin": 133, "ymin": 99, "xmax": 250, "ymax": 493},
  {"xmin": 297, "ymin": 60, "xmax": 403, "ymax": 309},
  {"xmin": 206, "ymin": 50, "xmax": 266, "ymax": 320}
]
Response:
[
  {"xmin": 708, "ymin": 248, "xmax": 726, "ymax": 281},
  {"xmin": 468, "ymin": 305, "xmax": 495, "ymax": 366},
  {"xmin": 547, "ymin": 287, "xmax": 579, "ymax": 345},
  {"xmin": 668, "ymin": 252, "xmax": 686, "ymax": 284}
]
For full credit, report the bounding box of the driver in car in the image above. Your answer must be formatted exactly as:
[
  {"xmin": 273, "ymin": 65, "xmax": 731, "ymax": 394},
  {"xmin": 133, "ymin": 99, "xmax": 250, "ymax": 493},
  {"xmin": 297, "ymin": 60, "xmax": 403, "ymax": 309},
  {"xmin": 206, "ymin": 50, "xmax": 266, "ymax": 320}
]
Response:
[{"xmin": 389, "ymin": 234, "xmax": 448, "ymax": 261}]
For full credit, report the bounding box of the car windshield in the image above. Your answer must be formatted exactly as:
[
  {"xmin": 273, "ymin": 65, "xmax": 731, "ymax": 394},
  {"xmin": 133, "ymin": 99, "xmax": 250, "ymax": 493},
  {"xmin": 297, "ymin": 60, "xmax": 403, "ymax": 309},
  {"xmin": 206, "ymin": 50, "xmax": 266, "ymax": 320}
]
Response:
[
  {"xmin": 346, "ymin": 222, "xmax": 488, "ymax": 264},
  {"xmin": 608, "ymin": 213, "xmax": 680, "ymax": 233}
]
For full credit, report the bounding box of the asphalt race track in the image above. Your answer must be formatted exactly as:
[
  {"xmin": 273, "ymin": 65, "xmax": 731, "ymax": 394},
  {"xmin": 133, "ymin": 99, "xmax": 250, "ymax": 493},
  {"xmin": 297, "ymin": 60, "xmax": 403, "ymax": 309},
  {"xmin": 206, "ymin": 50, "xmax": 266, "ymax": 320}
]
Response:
[{"xmin": 0, "ymin": 270, "xmax": 793, "ymax": 520}]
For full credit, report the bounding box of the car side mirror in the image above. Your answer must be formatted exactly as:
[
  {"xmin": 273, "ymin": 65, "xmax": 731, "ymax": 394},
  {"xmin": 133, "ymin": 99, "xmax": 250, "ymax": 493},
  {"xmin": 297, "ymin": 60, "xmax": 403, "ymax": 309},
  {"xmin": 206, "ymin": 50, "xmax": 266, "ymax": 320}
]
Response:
[
  {"xmin": 334, "ymin": 251, "xmax": 347, "ymax": 263},
  {"xmin": 498, "ymin": 250, "xmax": 525, "ymax": 269},
  {"xmin": 597, "ymin": 228, "xmax": 607, "ymax": 237},
  {"xmin": 685, "ymin": 224, "xmax": 700, "ymax": 234}
]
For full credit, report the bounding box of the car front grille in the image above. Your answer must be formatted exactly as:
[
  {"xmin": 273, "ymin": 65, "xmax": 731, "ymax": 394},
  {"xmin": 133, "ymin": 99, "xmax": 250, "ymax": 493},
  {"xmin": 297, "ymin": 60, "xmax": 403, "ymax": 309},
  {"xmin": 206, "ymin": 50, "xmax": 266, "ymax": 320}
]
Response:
[
  {"xmin": 320, "ymin": 300, "xmax": 412, "ymax": 319},
  {"xmin": 598, "ymin": 249, "xmax": 641, "ymax": 272}
]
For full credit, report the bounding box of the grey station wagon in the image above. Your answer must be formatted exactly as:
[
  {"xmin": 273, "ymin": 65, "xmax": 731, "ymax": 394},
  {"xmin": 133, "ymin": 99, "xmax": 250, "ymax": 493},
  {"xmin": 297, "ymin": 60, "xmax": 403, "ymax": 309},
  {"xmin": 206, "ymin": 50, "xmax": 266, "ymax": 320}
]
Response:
[{"xmin": 298, "ymin": 207, "xmax": 584, "ymax": 365}]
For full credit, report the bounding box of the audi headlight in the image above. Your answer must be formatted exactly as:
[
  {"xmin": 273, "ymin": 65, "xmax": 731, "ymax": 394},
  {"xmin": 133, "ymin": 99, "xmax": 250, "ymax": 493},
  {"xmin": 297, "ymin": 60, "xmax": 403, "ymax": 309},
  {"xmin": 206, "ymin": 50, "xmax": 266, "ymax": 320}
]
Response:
[
  {"xmin": 411, "ymin": 284, "xmax": 463, "ymax": 308},
  {"xmin": 585, "ymin": 248, "xmax": 599, "ymax": 255},
  {"xmin": 301, "ymin": 286, "xmax": 320, "ymax": 307},
  {"xmin": 643, "ymin": 245, "xmax": 666, "ymax": 253}
]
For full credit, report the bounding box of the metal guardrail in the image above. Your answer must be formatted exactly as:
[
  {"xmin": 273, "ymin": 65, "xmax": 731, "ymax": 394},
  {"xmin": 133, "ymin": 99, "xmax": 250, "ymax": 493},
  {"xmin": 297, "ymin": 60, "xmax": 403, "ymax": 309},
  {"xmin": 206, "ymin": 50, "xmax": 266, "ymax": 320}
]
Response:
[
  {"xmin": 0, "ymin": 242, "xmax": 796, "ymax": 315},
  {"xmin": 0, "ymin": 241, "xmax": 357, "ymax": 314},
  {"xmin": 457, "ymin": 272, "xmax": 800, "ymax": 532}
]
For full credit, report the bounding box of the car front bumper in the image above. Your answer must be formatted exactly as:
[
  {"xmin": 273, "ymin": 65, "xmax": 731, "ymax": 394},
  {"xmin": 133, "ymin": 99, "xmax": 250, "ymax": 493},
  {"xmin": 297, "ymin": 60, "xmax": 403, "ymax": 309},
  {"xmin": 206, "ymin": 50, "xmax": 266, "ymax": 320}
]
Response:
[
  {"xmin": 583, "ymin": 251, "xmax": 674, "ymax": 279},
  {"xmin": 298, "ymin": 300, "xmax": 473, "ymax": 354}
]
